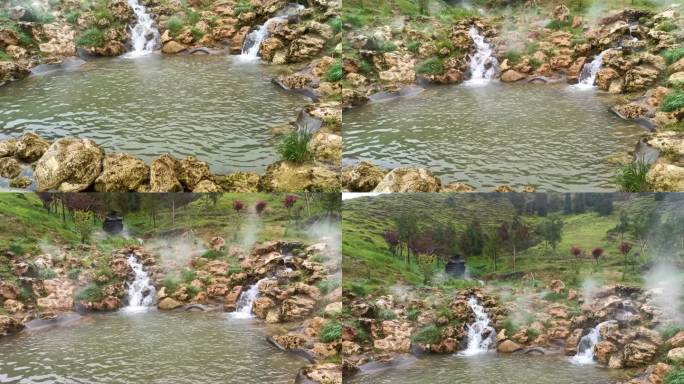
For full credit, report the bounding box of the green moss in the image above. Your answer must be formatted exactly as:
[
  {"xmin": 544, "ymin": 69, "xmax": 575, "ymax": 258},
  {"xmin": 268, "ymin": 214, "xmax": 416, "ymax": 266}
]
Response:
[
  {"xmin": 320, "ymin": 321, "xmax": 342, "ymax": 342},
  {"xmin": 665, "ymin": 368, "xmax": 684, "ymax": 384},
  {"xmin": 0, "ymin": 50, "xmax": 10, "ymax": 61},
  {"xmin": 411, "ymin": 324, "xmax": 442, "ymax": 344},
  {"xmin": 76, "ymin": 27, "xmax": 105, "ymax": 47},
  {"xmin": 190, "ymin": 27, "xmax": 204, "ymax": 41}
]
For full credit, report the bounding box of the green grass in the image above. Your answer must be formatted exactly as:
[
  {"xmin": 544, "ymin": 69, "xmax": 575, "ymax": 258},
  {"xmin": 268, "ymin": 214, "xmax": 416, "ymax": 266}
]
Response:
[
  {"xmin": 76, "ymin": 283, "xmax": 104, "ymax": 302},
  {"xmin": 376, "ymin": 308, "xmax": 397, "ymax": 320},
  {"xmin": 325, "ymin": 61, "xmax": 344, "ymax": 82},
  {"xmin": 76, "ymin": 27, "xmax": 105, "ymax": 47},
  {"xmin": 163, "ymin": 275, "xmax": 180, "ymax": 293},
  {"xmin": 663, "ymin": 48, "xmax": 684, "ymax": 65},
  {"xmin": 234, "ymin": 0, "xmax": 252, "ymax": 15},
  {"xmin": 201, "ymin": 250, "xmax": 224, "ymax": 260},
  {"xmin": 67, "ymin": 268, "xmax": 81, "ymax": 281},
  {"xmin": 277, "ymin": 131, "xmax": 312, "ymax": 163},
  {"xmin": 0, "ymin": 50, "xmax": 11, "ymax": 61},
  {"xmin": 506, "ymin": 50, "xmax": 522, "ymax": 64},
  {"xmin": 411, "ymin": 324, "xmax": 441, "ymax": 344},
  {"xmin": 329, "ymin": 17, "xmax": 342, "ymax": 33},
  {"xmin": 662, "ymin": 90, "xmax": 684, "ymax": 113},
  {"xmin": 65, "ymin": 10, "xmax": 80, "ymax": 24},
  {"xmin": 546, "ymin": 19, "xmax": 572, "ymax": 30},
  {"xmin": 166, "ymin": 17, "xmax": 184, "ymax": 37},
  {"xmin": 416, "ymin": 57, "xmax": 444, "ymax": 75},
  {"xmin": 181, "ymin": 269, "xmax": 196, "ymax": 283},
  {"xmin": 616, "ymin": 162, "xmax": 651, "ymax": 192},
  {"xmin": 320, "ymin": 321, "xmax": 342, "ymax": 342},
  {"xmin": 665, "ymin": 368, "xmax": 684, "ymax": 384},
  {"xmin": 407, "ymin": 41, "xmax": 421, "ymax": 54},
  {"xmin": 407, "ymin": 308, "xmax": 420, "ymax": 321}
]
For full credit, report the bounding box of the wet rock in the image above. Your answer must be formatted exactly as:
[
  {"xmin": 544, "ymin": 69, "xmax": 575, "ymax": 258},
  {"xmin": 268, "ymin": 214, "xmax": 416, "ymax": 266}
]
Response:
[
  {"xmin": 224, "ymin": 285, "xmax": 242, "ymax": 312},
  {"xmin": 162, "ymin": 41, "xmax": 187, "ymax": 54},
  {"xmin": 647, "ymin": 163, "xmax": 684, "ymax": 192},
  {"xmin": 341, "ymin": 161, "xmax": 385, "ymax": 192},
  {"xmin": 498, "ymin": 339, "xmax": 522, "ymax": 353},
  {"xmin": 567, "ymin": 57, "xmax": 587, "ymax": 84},
  {"xmin": 149, "ymin": 154, "xmax": 182, "ymax": 192},
  {"xmin": 178, "ymin": 156, "xmax": 211, "ymax": 190},
  {"xmin": 281, "ymin": 295, "xmax": 316, "ymax": 321},
  {"xmin": 623, "ymin": 340, "xmax": 658, "ymax": 367},
  {"xmin": 288, "ymin": 34, "xmax": 326, "ymax": 62},
  {"xmin": 34, "ymin": 138, "xmax": 104, "ymax": 192},
  {"xmin": 0, "ymin": 315, "xmax": 24, "ymax": 336},
  {"xmin": 158, "ymin": 297, "xmax": 183, "ymax": 310},
  {"xmin": 441, "ymin": 182, "xmax": 476, "ymax": 192},
  {"xmin": 565, "ymin": 328, "xmax": 584, "ymax": 355},
  {"xmin": 214, "ymin": 172, "xmax": 260, "ymax": 192},
  {"xmin": 258, "ymin": 161, "xmax": 340, "ymax": 192},
  {"xmin": 15, "ymin": 133, "xmax": 50, "ymax": 163},
  {"xmin": 253, "ymin": 296, "xmax": 276, "ymax": 319},
  {"xmin": 372, "ymin": 167, "xmax": 441, "ymax": 192},
  {"xmin": 0, "ymin": 157, "xmax": 21, "ymax": 179},
  {"xmin": 94, "ymin": 153, "xmax": 149, "ymax": 192},
  {"xmin": 0, "ymin": 138, "xmax": 17, "ymax": 157},
  {"xmin": 595, "ymin": 340, "xmax": 618, "ymax": 364},
  {"xmin": 310, "ymin": 132, "xmax": 341, "ymax": 163},
  {"xmin": 501, "ymin": 70, "xmax": 526, "ymax": 83},
  {"xmin": 298, "ymin": 363, "xmax": 342, "ymax": 384}
]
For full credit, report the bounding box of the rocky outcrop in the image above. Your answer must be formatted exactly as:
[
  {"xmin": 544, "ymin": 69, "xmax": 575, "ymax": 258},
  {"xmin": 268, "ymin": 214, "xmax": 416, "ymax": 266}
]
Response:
[
  {"xmin": 372, "ymin": 167, "xmax": 441, "ymax": 192},
  {"xmin": 34, "ymin": 138, "xmax": 104, "ymax": 192},
  {"xmin": 94, "ymin": 153, "xmax": 149, "ymax": 192},
  {"xmin": 258, "ymin": 161, "xmax": 340, "ymax": 192},
  {"xmin": 341, "ymin": 161, "xmax": 385, "ymax": 192},
  {"xmin": 149, "ymin": 154, "xmax": 183, "ymax": 192}
]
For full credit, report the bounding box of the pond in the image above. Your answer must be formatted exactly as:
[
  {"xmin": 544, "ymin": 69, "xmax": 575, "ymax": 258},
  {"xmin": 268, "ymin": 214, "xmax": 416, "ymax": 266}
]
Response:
[
  {"xmin": 343, "ymin": 83, "xmax": 644, "ymax": 192},
  {"xmin": 0, "ymin": 54, "xmax": 308, "ymax": 174},
  {"xmin": 346, "ymin": 353, "xmax": 622, "ymax": 384},
  {"xmin": 0, "ymin": 311, "xmax": 306, "ymax": 383}
]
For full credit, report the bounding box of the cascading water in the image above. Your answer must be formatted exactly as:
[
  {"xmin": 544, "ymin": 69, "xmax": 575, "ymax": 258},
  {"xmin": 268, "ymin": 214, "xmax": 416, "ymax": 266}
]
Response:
[
  {"xmin": 458, "ymin": 297, "xmax": 495, "ymax": 356},
  {"xmin": 574, "ymin": 49, "xmax": 612, "ymax": 90},
  {"xmin": 570, "ymin": 320, "xmax": 617, "ymax": 365},
  {"xmin": 464, "ymin": 27, "xmax": 499, "ymax": 86},
  {"xmin": 123, "ymin": 254, "xmax": 156, "ymax": 312},
  {"xmin": 125, "ymin": 0, "xmax": 160, "ymax": 56},
  {"xmin": 230, "ymin": 278, "xmax": 269, "ymax": 319},
  {"xmin": 239, "ymin": 3, "xmax": 305, "ymax": 61}
]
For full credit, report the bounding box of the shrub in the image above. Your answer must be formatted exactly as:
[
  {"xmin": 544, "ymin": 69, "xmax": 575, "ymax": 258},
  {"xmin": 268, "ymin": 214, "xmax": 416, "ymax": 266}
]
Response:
[
  {"xmin": 40, "ymin": 268, "xmax": 57, "ymax": 279},
  {"xmin": 186, "ymin": 10, "xmax": 200, "ymax": 25},
  {"xmin": 234, "ymin": 0, "xmax": 252, "ymax": 15},
  {"xmin": 8, "ymin": 241, "xmax": 24, "ymax": 256},
  {"xmin": 407, "ymin": 40, "xmax": 421, "ymax": 54},
  {"xmin": 503, "ymin": 317, "xmax": 518, "ymax": 334},
  {"xmin": 358, "ymin": 59, "xmax": 373, "ymax": 74},
  {"xmin": 543, "ymin": 291, "xmax": 566, "ymax": 302},
  {"xmin": 255, "ymin": 201, "xmax": 268, "ymax": 216},
  {"xmin": 163, "ymin": 275, "xmax": 180, "ymax": 293},
  {"xmin": 526, "ymin": 327, "xmax": 541, "ymax": 340},
  {"xmin": 181, "ymin": 269, "xmax": 196, "ymax": 283},
  {"xmin": 665, "ymin": 368, "xmax": 684, "ymax": 384},
  {"xmin": 660, "ymin": 325, "xmax": 683, "ymax": 340},
  {"xmin": 662, "ymin": 90, "xmax": 684, "ymax": 113},
  {"xmin": 616, "ymin": 161, "xmax": 651, "ymax": 192},
  {"xmin": 416, "ymin": 57, "xmax": 443, "ymax": 75},
  {"xmin": 190, "ymin": 27, "xmax": 204, "ymax": 41},
  {"xmin": 546, "ymin": 20, "xmax": 571, "ymax": 30},
  {"xmin": 657, "ymin": 21, "xmax": 678, "ymax": 32},
  {"xmin": 378, "ymin": 41, "xmax": 397, "ymax": 52},
  {"xmin": 411, "ymin": 324, "xmax": 441, "ymax": 344},
  {"xmin": 320, "ymin": 321, "xmax": 342, "ymax": 342},
  {"xmin": 186, "ymin": 285, "xmax": 200, "ymax": 298},
  {"xmin": 18, "ymin": 286, "xmax": 32, "ymax": 301},
  {"xmin": 663, "ymin": 48, "xmax": 684, "ymax": 65},
  {"xmin": 202, "ymin": 250, "xmax": 224, "ymax": 260},
  {"xmin": 325, "ymin": 61, "xmax": 344, "ymax": 82},
  {"xmin": 316, "ymin": 279, "xmax": 337, "ymax": 295},
  {"xmin": 0, "ymin": 50, "xmax": 10, "ymax": 61},
  {"xmin": 328, "ymin": 17, "xmax": 342, "ymax": 33},
  {"xmin": 76, "ymin": 28, "xmax": 105, "ymax": 47},
  {"xmin": 407, "ymin": 308, "xmax": 420, "ymax": 321},
  {"xmin": 67, "ymin": 268, "xmax": 81, "ymax": 281},
  {"xmin": 65, "ymin": 11, "xmax": 80, "ymax": 24},
  {"xmin": 166, "ymin": 17, "xmax": 184, "ymax": 37},
  {"xmin": 506, "ymin": 50, "xmax": 522, "ymax": 64},
  {"xmin": 76, "ymin": 284, "xmax": 103, "ymax": 302},
  {"xmin": 94, "ymin": 266, "xmax": 114, "ymax": 281},
  {"xmin": 277, "ymin": 131, "xmax": 312, "ymax": 163},
  {"xmin": 349, "ymin": 281, "xmax": 368, "ymax": 296},
  {"xmin": 376, "ymin": 308, "xmax": 397, "ymax": 321}
]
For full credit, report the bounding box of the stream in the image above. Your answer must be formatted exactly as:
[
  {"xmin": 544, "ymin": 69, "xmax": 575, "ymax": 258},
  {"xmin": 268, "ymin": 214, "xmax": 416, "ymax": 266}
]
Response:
[
  {"xmin": 344, "ymin": 83, "xmax": 644, "ymax": 191},
  {"xmin": 0, "ymin": 54, "xmax": 308, "ymax": 174},
  {"xmin": 0, "ymin": 311, "xmax": 306, "ymax": 383}
]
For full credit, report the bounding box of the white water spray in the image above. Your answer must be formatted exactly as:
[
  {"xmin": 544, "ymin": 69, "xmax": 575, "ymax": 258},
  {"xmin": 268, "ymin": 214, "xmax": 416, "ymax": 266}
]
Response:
[
  {"xmin": 465, "ymin": 27, "xmax": 499, "ymax": 86},
  {"xmin": 239, "ymin": 4, "xmax": 304, "ymax": 61},
  {"xmin": 458, "ymin": 297, "xmax": 495, "ymax": 355},
  {"xmin": 125, "ymin": 0, "xmax": 160, "ymax": 56},
  {"xmin": 574, "ymin": 49, "xmax": 612, "ymax": 90},
  {"xmin": 230, "ymin": 278, "xmax": 269, "ymax": 319},
  {"xmin": 123, "ymin": 254, "xmax": 156, "ymax": 312},
  {"xmin": 570, "ymin": 320, "xmax": 616, "ymax": 365}
]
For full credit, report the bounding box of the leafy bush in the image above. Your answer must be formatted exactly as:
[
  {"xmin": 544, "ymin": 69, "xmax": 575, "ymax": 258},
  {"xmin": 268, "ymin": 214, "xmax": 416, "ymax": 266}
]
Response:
[
  {"xmin": 65, "ymin": 11, "xmax": 80, "ymax": 24},
  {"xmin": 76, "ymin": 28, "xmax": 105, "ymax": 47},
  {"xmin": 166, "ymin": 17, "xmax": 184, "ymax": 37},
  {"xmin": 277, "ymin": 131, "xmax": 312, "ymax": 163},
  {"xmin": 407, "ymin": 308, "xmax": 420, "ymax": 321},
  {"xmin": 320, "ymin": 321, "xmax": 342, "ymax": 342},
  {"xmin": 325, "ymin": 61, "xmax": 344, "ymax": 82},
  {"xmin": 67, "ymin": 268, "xmax": 81, "ymax": 281},
  {"xmin": 663, "ymin": 48, "xmax": 684, "ymax": 65},
  {"xmin": 662, "ymin": 90, "xmax": 684, "ymax": 113},
  {"xmin": 416, "ymin": 57, "xmax": 443, "ymax": 75},
  {"xmin": 163, "ymin": 275, "xmax": 180, "ymax": 293},
  {"xmin": 328, "ymin": 17, "xmax": 342, "ymax": 33},
  {"xmin": 616, "ymin": 161, "xmax": 651, "ymax": 192},
  {"xmin": 411, "ymin": 324, "xmax": 441, "ymax": 344},
  {"xmin": 181, "ymin": 269, "xmax": 196, "ymax": 283},
  {"xmin": 665, "ymin": 368, "xmax": 684, "ymax": 384},
  {"xmin": 76, "ymin": 284, "xmax": 103, "ymax": 302},
  {"xmin": 202, "ymin": 250, "xmax": 224, "ymax": 260}
]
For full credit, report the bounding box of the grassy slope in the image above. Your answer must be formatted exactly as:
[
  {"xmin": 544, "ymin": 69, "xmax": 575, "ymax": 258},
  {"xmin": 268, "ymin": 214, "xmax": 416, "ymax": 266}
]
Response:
[{"xmin": 343, "ymin": 193, "xmax": 667, "ymax": 294}]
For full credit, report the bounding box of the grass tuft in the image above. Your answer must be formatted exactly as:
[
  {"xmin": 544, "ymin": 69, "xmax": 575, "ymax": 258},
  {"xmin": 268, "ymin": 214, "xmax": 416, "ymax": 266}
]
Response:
[
  {"xmin": 277, "ymin": 131, "xmax": 312, "ymax": 163},
  {"xmin": 616, "ymin": 162, "xmax": 651, "ymax": 192}
]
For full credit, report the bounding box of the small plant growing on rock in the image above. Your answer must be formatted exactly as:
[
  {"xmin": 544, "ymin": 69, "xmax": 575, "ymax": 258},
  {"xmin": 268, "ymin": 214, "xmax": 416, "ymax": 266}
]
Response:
[
  {"xmin": 662, "ymin": 90, "xmax": 684, "ymax": 113},
  {"xmin": 166, "ymin": 17, "xmax": 184, "ymax": 37},
  {"xmin": 416, "ymin": 57, "xmax": 444, "ymax": 75},
  {"xmin": 163, "ymin": 275, "xmax": 180, "ymax": 293},
  {"xmin": 76, "ymin": 28, "xmax": 105, "ymax": 47},
  {"xmin": 76, "ymin": 283, "xmax": 104, "ymax": 302},
  {"xmin": 328, "ymin": 17, "xmax": 342, "ymax": 34},
  {"xmin": 67, "ymin": 268, "xmax": 81, "ymax": 281},
  {"xmin": 663, "ymin": 48, "xmax": 684, "ymax": 65},
  {"xmin": 277, "ymin": 131, "xmax": 312, "ymax": 163},
  {"xmin": 39, "ymin": 268, "xmax": 57, "ymax": 279},
  {"xmin": 376, "ymin": 308, "xmax": 397, "ymax": 321},
  {"xmin": 411, "ymin": 324, "xmax": 442, "ymax": 344},
  {"xmin": 665, "ymin": 367, "xmax": 684, "ymax": 384},
  {"xmin": 407, "ymin": 308, "xmax": 420, "ymax": 321},
  {"xmin": 181, "ymin": 269, "xmax": 196, "ymax": 284},
  {"xmin": 616, "ymin": 161, "xmax": 651, "ymax": 192},
  {"xmin": 201, "ymin": 250, "xmax": 224, "ymax": 260},
  {"xmin": 185, "ymin": 284, "xmax": 200, "ymax": 299},
  {"xmin": 320, "ymin": 321, "xmax": 342, "ymax": 343},
  {"xmin": 325, "ymin": 61, "xmax": 344, "ymax": 82},
  {"xmin": 407, "ymin": 41, "xmax": 421, "ymax": 54}
]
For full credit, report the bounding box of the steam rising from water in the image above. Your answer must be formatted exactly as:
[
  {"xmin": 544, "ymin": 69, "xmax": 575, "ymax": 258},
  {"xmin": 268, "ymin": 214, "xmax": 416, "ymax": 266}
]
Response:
[{"xmin": 645, "ymin": 262, "xmax": 684, "ymax": 323}]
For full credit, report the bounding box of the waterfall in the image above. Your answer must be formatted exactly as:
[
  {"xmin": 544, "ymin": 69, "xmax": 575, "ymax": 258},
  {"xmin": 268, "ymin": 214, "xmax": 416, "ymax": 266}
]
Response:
[
  {"xmin": 464, "ymin": 27, "xmax": 499, "ymax": 86},
  {"xmin": 123, "ymin": 254, "xmax": 156, "ymax": 312},
  {"xmin": 229, "ymin": 278, "xmax": 268, "ymax": 319},
  {"xmin": 125, "ymin": 0, "xmax": 160, "ymax": 56},
  {"xmin": 570, "ymin": 320, "xmax": 617, "ymax": 365},
  {"xmin": 458, "ymin": 297, "xmax": 495, "ymax": 355},
  {"xmin": 238, "ymin": 3, "xmax": 305, "ymax": 61},
  {"xmin": 574, "ymin": 49, "xmax": 612, "ymax": 90}
]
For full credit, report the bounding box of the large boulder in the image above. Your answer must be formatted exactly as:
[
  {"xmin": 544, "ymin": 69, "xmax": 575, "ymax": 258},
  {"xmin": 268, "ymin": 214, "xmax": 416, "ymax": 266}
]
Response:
[
  {"xmin": 668, "ymin": 347, "xmax": 684, "ymax": 362},
  {"xmin": 498, "ymin": 339, "xmax": 522, "ymax": 353},
  {"xmin": 0, "ymin": 138, "xmax": 17, "ymax": 157},
  {"xmin": 623, "ymin": 340, "xmax": 658, "ymax": 367},
  {"xmin": 94, "ymin": 153, "xmax": 149, "ymax": 191},
  {"xmin": 177, "ymin": 156, "xmax": 211, "ymax": 190},
  {"xmin": 501, "ymin": 70, "xmax": 526, "ymax": 83},
  {"xmin": 281, "ymin": 295, "xmax": 316, "ymax": 321},
  {"xmin": 0, "ymin": 315, "xmax": 24, "ymax": 336},
  {"xmin": 341, "ymin": 161, "xmax": 385, "ymax": 192},
  {"xmin": 372, "ymin": 167, "xmax": 441, "ymax": 192},
  {"xmin": 214, "ymin": 172, "xmax": 260, "ymax": 192},
  {"xmin": 34, "ymin": 138, "xmax": 104, "ymax": 192},
  {"xmin": 149, "ymin": 154, "xmax": 183, "ymax": 192},
  {"xmin": 161, "ymin": 41, "xmax": 187, "ymax": 54},
  {"xmin": 158, "ymin": 297, "xmax": 183, "ymax": 310},
  {"xmin": 647, "ymin": 163, "xmax": 684, "ymax": 192},
  {"xmin": 258, "ymin": 161, "xmax": 340, "ymax": 192},
  {"xmin": 15, "ymin": 133, "xmax": 50, "ymax": 162},
  {"xmin": 288, "ymin": 34, "xmax": 326, "ymax": 62},
  {"xmin": 310, "ymin": 132, "xmax": 342, "ymax": 163},
  {"xmin": 624, "ymin": 67, "xmax": 659, "ymax": 92}
]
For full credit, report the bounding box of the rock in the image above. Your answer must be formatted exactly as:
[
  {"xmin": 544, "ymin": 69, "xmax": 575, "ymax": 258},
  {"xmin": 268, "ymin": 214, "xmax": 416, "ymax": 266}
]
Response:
[
  {"xmin": 377, "ymin": 52, "xmax": 416, "ymax": 84},
  {"xmin": 259, "ymin": 37, "xmax": 284, "ymax": 62},
  {"xmin": 149, "ymin": 154, "xmax": 182, "ymax": 192},
  {"xmin": 298, "ymin": 363, "xmax": 342, "ymax": 384},
  {"xmin": 624, "ymin": 67, "xmax": 659, "ymax": 92},
  {"xmin": 595, "ymin": 340, "xmax": 618, "ymax": 364},
  {"xmin": 281, "ymin": 295, "xmax": 316, "ymax": 321},
  {"xmin": 552, "ymin": 4, "xmax": 570, "ymax": 21},
  {"xmin": 442, "ymin": 182, "xmax": 476, "ymax": 192},
  {"xmin": 613, "ymin": 103, "xmax": 648, "ymax": 120},
  {"xmin": 0, "ymin": 315, "xmax": 24, "ymax": 336},
  {"xmin": 193, "ymin": 179, "xmax": 220, "ymax": 192},
  {"xmin": 0, "ymin": 138, "xmax": 17, "ymax": 157},
  {"xmin": 341, "ymin": 161, "xmax": 385, "ymax": 192},
  {"xmin": 668, "ymin": 347, "xmax": 684, "ymax": 362},
  {"xmin": 34, "ymin": 138, "xmax": 104, "ymax": 192},
  {"xmin": 500, "ymin": 70, "xmax": 526, "ymax": 83},
  {"xmin": 10, "ymin": 176, "xmax": 31, "ymax": 189},
  {"xmin": 15, "ymin": 133, "xmax": 50, "ymax": 162},
  {"xmin": 549, "ymin": 279, "xmax": 565, "ymax": 294},
  {"xmin": 498, "ymin": 339, "xmax": 522, "ymax": 353},
  {"xmin": 288, "ymin": 34, "xmax": 326, "ymax": 62},
  {"xmin": 94, "ymin": 153, "xmax": 149, "ymax": 192},
  {"xmin": 253, "ymin": 296, "xmax": 276, "ymax": 319},
  {"xmin": 229, "ymin": 26, "xmax": 250, "ymax": 54},
  {"xmin": 177, "ymin": 156, "xmax": 211, "ymax": 190},
  {"xmin": 162, "ymin": 41, "xmax": 187, "ymax": 54},
  {"xmin": 324, "ymin": 302, "xmax": 342, "ymax": 317},
  {"xmin": 668, "ymin": 72, "xmax": 684, "ymax": 87},
  {"xmin": 224, "ymin": 285, "xmax": 242, "ymax": 312},
  {"xmin": 158, "ymin": 297, "xmax": 183, "ymax": 310},
  {"xmin": 214, "ymin": 172, "xmax": 260, "ymax": 192},
  {"xmin": 647, "ymin": 163, "xmax": 684, "ymax": 192},
  {"xmin": 623, "ymin": 340, "xmax": 658, "ymax": 367},
  {"xmin": 671, "ymin": 58, "xmax": 684, "ymax": 73},
  {"xmin": 3, "ymin": 299, "xmax": 24, "ymax": 314},
  {"xmin": 37, "ymin": 279, "xmax": 74, "ymax": 311},
  {"xmin": 667, "ymin": 331, "xmax": 684, "ymax": 348},
  {"xmin": 0, "ymin": 29, "xmax": 19, "ymax": 48},
  {"xmin": 310, "ymin": 132, "xmax": 341, "ymax": 163},
  {"xmin": 0, "ymin": 282, "xmax": 19, "ymax": 299},
  {"xmin": 372, "ymin": 167, "xmax": 441, "ymax": 192},
  {"xmin": 258, "ymin": 161, "xmax": 340, "ymax": 192},
  {"xmin": 567, "ymin": 57, "xmax": 587, "ymax": 83},
  {"xmin": 0, "ymin": 157, "xmax": 21, "ymax": 179},
  {"xmin": 565, "ymin": 328, "xmax": 584, "ymax": 355}
]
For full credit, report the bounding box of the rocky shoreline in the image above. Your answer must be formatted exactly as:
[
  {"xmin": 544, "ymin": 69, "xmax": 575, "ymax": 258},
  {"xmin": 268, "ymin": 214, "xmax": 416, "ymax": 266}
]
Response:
[
  {"xmin": 341, "ymin": 281, "xmax": 683, "ymax": 384},
  {"xmin": 0, "ymin": 239, "xmax": 343, "ymax": 383}
]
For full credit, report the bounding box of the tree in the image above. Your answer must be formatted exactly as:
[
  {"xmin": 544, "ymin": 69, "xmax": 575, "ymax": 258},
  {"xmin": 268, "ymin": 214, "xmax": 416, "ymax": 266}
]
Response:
[
  {"xmin": 321, "ymin": 193, "xmax": 342, "ymax": 217},
  {"xmin": 508, "ymin": 215, "xmax": 529, "ymax": 271},
  {"xmin": 73, "ymin": 210, "xmax": 94, "ymax": 244},
  {"xmin": 394, "ymin": 213, "xmax": 418, "ymax": 264},
  {"xmin": 537, "ymin": 215, "xmax": 564, "ymax": 254},
  {"xmin": 615, "ymin": 210, "xmax": 630, "ymax": 243},
  {"xmin": 563, "ymin": 194, "xmax": 572, "ymax": 215},
  {"xmin": 619, "ymin": 241, "xmax": 634, "ymax": 277},
  {"xmin": 416, "ymin": 253, "xmax": 437, "ymax": 285},
  {"xmin": 483, "ymin": 229, "xmax": 502, "ymax": 271},
  {"xmin": 459, "ymin": 219, "xmax": 484, "ymax": 257},
  {"xmin": 283, "ymin": 195, "xmax": 298, "ymax": 218},
  {"xmin": 383, "ymin": 229, "xmax": 400, "ymax": 256},
  {"xmin": 591, "ymin": 247, "xmax": 604, "ymax": 264},
  {"xmin": 572, "ymin": 194, "xmax": 586, "ymax": 214},
  {"xmin": 255, "ymin": 201, "xmax": 268, "ymax": 216},
  {"xmin": 570, "ymin": 245, "xmax": 582, "ymax": 259}
]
